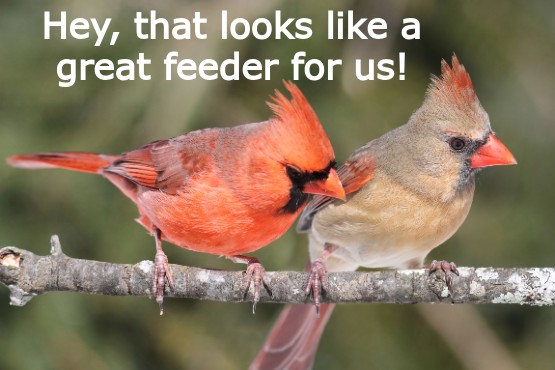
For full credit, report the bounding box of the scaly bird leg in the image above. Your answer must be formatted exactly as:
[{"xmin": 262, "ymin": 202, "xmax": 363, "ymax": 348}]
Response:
[
  {"xmin": 429, "ymin": 260, "xmax": 460, "ymax": 290},
  {"xmin": 228, "ymin": 255, "xmax": 271, "ymax": 314},
  {"xmin": 152, "ymin": 228, "xmax": 174, "ymax": 315},
  {"xmin": 306, "ymin": 243, "xmax": 338, "ymax": 316}
]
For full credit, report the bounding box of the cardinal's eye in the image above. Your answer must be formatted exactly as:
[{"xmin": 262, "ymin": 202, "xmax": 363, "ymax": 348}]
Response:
[
  {"xmin": 286, "ymin": 165, "xmax": 303, "ymax": 180},
  {"xmin": 449, "ymin": 137, "xmax": 467, "ymax": 151}
]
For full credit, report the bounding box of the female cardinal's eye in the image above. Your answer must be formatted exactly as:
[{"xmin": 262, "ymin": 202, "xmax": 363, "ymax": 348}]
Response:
[{"xmin": 449, "ymin": 137, "xmax": 467, "ymax": 151}]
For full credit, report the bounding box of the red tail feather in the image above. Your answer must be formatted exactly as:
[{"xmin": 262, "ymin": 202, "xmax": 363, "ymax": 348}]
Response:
[
  {"xmin": 6, "ymin": 152, "xmax": 117, "ymax": 174},
  {"xmin": 250, "ymin": 304, "xmax": 335, "ymax": 370}
]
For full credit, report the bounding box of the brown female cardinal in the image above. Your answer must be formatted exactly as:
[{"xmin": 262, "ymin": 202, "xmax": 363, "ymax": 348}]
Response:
[
  {"xmin": 6, "ymin": 82, "xmax": 345, "ymax": 314},
  {"xmin": 251, "ymin": 56, "xmax": 517, "ymax": 369}
]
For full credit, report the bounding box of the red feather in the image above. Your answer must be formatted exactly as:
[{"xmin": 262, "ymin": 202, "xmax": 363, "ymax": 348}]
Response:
[
  {"xmin": 6, "ymin": 152, "xmax": 116, "ymax": 173},
  {"xmin": 429, "ymin": 54, "xmax": 477, "ymax": 109},
  {"xmin": 297, "ymin": 153, "xmax": 374, "ymax": 232}
]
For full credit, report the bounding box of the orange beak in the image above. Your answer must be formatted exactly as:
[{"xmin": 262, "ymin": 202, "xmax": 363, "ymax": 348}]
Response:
[
  {"xmin": 303, "ymin": 168, "xmax": 346, "ymax": 200},
  {"xmin": 471, "ymin": 133, "xmax": 517, "ymax": 169}
]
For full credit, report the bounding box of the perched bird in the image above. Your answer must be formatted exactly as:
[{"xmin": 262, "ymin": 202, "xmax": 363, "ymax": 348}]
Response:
[
  {"xmin": 251, "ymin": 56, "xmax": 517, "ymax": 369},
  {"xmin": 6, "ymin": 82, "xmax": 346, "ymax": 314}
]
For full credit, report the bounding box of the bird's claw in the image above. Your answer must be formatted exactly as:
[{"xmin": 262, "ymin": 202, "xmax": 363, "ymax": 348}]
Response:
[
  {"xmin": 153, "ymin": 249, "xmax": 174, "ymax": 315},
  {"xmin": 305, "ymin": 259, "xmax": 328, "ymax": 316},
  {"xmin": 243, "ymin": 260, "xmax": 271, "ymax": 314},
  {"xmin": 429, "ymin": 260, "xmax": 459, "ymax": 290}
]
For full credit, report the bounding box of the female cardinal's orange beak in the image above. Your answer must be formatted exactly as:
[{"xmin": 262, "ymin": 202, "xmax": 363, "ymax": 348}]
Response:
[
  {"xmin": 471, "ymin": 133, "xmax": 517, "ymax": 169},
  {"xmin": 303, "ymin": 168, "xmax": 346, "ymax": 200}
]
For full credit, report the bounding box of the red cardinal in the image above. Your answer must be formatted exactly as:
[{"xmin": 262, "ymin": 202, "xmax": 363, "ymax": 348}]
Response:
[
  {"xmin": 7, "ymin": 82, "xmax": 345, "ymax": 314},
  {"xmin": 251, "ymin": 56, "xmax": 517, "ymax": 369}
]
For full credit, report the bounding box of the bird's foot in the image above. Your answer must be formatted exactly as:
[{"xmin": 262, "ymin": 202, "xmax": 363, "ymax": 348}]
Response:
[
  {"xmin": 152, "ymin": 249, "xmax": 174, "ymax": 316},
  {"xmin": 305, "ymin": 259, "xmax": 329, "ymax": 316},
  {"xmin": 228, "ymin": 255, "xmax": 272, "ymax": 314},
  {"xmin": 243, "ymin": 258, "xmax": 272, "ymax": 314},
  {"xmin": 429, "ymin": 260, "xmax": 459, "ymax": 290}
]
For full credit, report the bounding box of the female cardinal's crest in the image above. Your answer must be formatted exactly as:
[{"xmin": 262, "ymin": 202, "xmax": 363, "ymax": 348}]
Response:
[{"xmin": 429, "ymin": 54, "xmax": 478, "ymax": 109}]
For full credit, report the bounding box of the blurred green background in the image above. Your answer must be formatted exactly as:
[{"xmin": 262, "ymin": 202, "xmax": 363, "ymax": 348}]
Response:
[{"xmin": 1, "ymin": 1, "xmax": 554, "ymax": 369}]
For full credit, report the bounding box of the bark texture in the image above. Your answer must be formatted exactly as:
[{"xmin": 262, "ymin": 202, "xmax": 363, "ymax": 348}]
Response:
[{"xmin": 1, "ymin": 236, "xmax": 554, "ymax": 307}]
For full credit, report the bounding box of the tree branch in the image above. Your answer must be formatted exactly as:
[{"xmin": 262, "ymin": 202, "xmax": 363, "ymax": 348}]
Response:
[{"xmin": 1, "ymin": 235, "xmax": 554, "ymax": 307}]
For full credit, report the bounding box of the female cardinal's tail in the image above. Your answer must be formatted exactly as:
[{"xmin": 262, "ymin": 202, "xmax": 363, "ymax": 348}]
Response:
[
  {"xmin": 250, "ymin": 303, "xmax": 335, "ymax": 370},
  {"xmin": 6, "ymin": 152, "xmax": 117, "ymax": 174}
]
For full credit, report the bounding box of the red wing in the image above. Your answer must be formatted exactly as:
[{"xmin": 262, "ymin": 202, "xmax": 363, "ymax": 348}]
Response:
[
  {"xmin": 336, "ymin": 154, "xmax": 374, "ymax": 194},
  {"xmin": 104, "ymin": 143, "xmax": 159, "ymax": 188},
  {"xmin": 105, "ymin": 133, "xmax": 214, "ymax": 195},
  {"xmin": 150, "ymin": 137, "xmax": 212, "ymax": 194},
  {"xmin": 297, "ymin": 153, "xmax": 374, "ymax": 232},
  {"xmin": 110, "ymin": 160, "xmax": 159, "ymax": 188}
]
